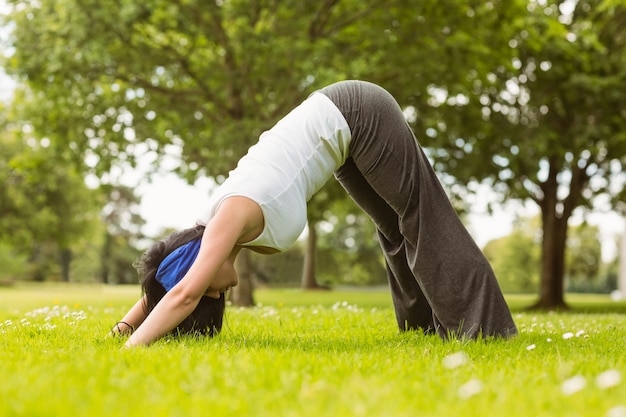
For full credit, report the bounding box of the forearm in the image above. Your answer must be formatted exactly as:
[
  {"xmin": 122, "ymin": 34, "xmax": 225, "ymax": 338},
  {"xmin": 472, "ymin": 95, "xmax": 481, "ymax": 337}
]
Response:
[
  {"xmin": 110, "ymin": 296, "xmax": 147, "ymax": 336},
  {"xmin": 124, "ymin": 291, "xmax": 200, "ymax": 347}
]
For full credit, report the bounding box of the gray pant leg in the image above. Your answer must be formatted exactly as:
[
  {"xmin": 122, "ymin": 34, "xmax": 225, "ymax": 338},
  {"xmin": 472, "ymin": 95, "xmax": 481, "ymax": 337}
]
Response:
[
  {"xmin": 335, "ymin": 158, "xmax": 436, "ymax": 334},
  {"xmin": 321, "ymin": 80, "xmax": 517, "ymax": 339}
]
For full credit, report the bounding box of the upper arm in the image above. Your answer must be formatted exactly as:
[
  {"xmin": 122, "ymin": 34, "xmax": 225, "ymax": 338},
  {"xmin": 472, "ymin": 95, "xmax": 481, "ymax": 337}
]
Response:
[{"xmin": 172, "ymin": 196, "xmax": 263, "ymax": 298}]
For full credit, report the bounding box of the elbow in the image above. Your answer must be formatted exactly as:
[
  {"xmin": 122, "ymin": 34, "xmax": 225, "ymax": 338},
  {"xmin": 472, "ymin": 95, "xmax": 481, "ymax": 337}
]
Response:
[{"xmin": 170, "ymin": 287, "xmax": 202, "ymax": 312}]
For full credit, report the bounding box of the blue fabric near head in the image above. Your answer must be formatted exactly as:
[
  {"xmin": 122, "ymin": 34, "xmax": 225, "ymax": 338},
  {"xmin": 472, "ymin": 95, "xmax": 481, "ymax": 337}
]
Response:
[{"xmin": 155, "ymin": 238, "xmax": 202, "ymax": 292}]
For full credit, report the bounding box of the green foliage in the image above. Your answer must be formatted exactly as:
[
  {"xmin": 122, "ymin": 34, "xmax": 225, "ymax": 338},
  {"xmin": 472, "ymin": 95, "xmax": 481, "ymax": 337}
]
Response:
[
  {"xmin": 100, "ymin": 185, "xmax": 147, "ymax": 284},
  {"xmin": 250, "ymin": 247, "xmax": 305, "ymax": 286},
  {"xmin": 566, "ymin": 222, "xmax": 616, "ymax": 293},
  {"xmin": 316, "ymin": 208, "xmax": 387, "ymax": 286},
  {"xmin": 3, "ymin": 0, "xmax": 359, "ymax": 178},
  {"xmin": 0, "ymin": 105, "xmax": 143, "ymax": 283},
  {"xmin": 250, "ymin": 225, "xmax": 387, "ymax": 287},
  {"xmin": 598, "ymin": 254, "xmax": 620, "ymax": 294},
  {"xmin": 484, "ymin": 216, "xmax": 608, "ymax": 293},
  {"xmin": 1, "ymin": 0, "xmax": 530, "ymax": 289},
  {"xmin": 0, "ymin": 241, "xmax": 28, "ymax": 281},
  {"xmin": 420, "ymin": 0, "xmax": 626, "ymax": 306},
  {"xmin": 4, "ymin": 0, "xmax": 623, "ymax": 302},
  {"xmin": 1, "ymin": 141, "xmax": 98, "ymax": 250},
  {"xmin": 567, "ymin": 222, "xmax": 602, "ymax": 281},
  {"xmin": 68, "ymin": 221, "xmax": 107, "ymax": 283},
  {"xmin": 2, "ymin": 0, "xmax": 525, "ymax": 187},
  {"xmin": 1, "ymin": 285, "xmax": 626, "ymax": 417},
  {"xmin": 0, "ymin": 113, "xmax": 103, "ymax": 281},
  {"xmin": 425, "ymin": 1, "xmax": 626, "ymax": 199},
  {"xmin": 484, "ymin": 216, "xmax": 542, "ymax": 293}
]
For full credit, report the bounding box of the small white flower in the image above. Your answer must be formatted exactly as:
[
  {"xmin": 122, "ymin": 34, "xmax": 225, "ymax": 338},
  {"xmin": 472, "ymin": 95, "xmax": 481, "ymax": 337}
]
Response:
[
  {"xmin": 458, "ymin": 379, "xmax": 483, "ymax": 399},
  {"xmin": 442, "ymin": 351, "xmax": 469, "ymax": 369},
  {"xmin": 596, "ymin": 370, "xmax": 622, "ymax": 390},
  {"xmin": 526, "ymin": 344, "xmax": 536, "ymax": 351},
  {"xmin": 562, "ymin": 332, "xmax": 574, "ymax": 339},
  {"xmin": 607, "ymin": 405, "xmax": 626, "ymax": 417},
  {"xmin": 561, "ymin": 375, "xmax": 586, "ymax": 395},
  {"xmin": 546, "ymin": 338, "xmax": 552, "ymax": 342},
  {"xmin": 575, "ymin": 330, "xmax": 585, "ymax": 337}
]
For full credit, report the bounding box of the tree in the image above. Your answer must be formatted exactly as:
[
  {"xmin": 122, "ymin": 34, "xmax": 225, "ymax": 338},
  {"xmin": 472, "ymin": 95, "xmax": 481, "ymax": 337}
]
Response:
[
  {"xmin": 620, "ymin": 224, "xmax": 626, "ymax": 297},
  {"xmin": 301, "ymin": 180, "xmax": 348, "ymax": 289},
  {"xmin": 417, "ymin": 0, "xmax": 626, "ymax": 308},
  {"xmin": 0, "ymin": 102, "xmax": 101, "ymax": 281},
  {"xmin": 566, "ymin": 222, "xmax": 603, "ymax": 291},
  {"xmin": 483, "ymin": 216, "xmax": 603, "ymax": 294},
  {"xmin": 100, "ymin": 185, "xmax": 146, "ymax": 284},
  {"xmin": 483, "ymin": 216, "xmax": 542, "ymax": 293},
  {"xmin": 567, "ymin": 223, "xmax": 601, "ymax": 280},
  {"xmin": 3, "ymin": 0, "xmax": 528, "ymax": 299},
  {"xmin": 315, "ymin": 194, "xmax": 387, "ymax": 287}
]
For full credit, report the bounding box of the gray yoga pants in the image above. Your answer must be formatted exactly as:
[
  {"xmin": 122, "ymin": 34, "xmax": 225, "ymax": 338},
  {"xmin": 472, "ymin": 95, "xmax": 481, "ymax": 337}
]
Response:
[{"xmin": 319, "ymin": 80, "xmax": 518, "ymax": 339}]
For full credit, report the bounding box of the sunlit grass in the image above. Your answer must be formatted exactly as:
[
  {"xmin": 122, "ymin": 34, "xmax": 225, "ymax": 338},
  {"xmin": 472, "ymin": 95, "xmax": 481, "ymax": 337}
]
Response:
[{"xmin": 1, "ymin": 283, "xmax": 625, "ymax": 417}]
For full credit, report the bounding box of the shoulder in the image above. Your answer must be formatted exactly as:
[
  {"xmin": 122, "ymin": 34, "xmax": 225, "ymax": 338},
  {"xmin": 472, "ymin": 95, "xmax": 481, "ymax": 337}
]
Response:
[{"xmin": 213, "ymin": 196, "xmax": 265, "ymax": 245}]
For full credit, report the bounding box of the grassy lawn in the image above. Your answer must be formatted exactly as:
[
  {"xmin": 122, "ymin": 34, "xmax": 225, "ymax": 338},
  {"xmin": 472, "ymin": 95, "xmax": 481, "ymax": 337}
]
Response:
[{"xmin": 1, "ymin": 283, "xmax": 625, "ymax": 417}]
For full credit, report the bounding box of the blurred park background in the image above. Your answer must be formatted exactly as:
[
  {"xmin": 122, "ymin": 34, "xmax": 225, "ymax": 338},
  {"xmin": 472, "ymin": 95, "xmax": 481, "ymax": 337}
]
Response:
[{"xmin": 1, "ymin": 0, "xmax": 625, "ymax": 309}]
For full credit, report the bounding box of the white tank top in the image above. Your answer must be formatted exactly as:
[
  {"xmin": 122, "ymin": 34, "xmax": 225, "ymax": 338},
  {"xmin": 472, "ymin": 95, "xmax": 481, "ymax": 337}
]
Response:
[{"xmin": 198, "ymin": 92, "xmax": 352, "ymax": 252}]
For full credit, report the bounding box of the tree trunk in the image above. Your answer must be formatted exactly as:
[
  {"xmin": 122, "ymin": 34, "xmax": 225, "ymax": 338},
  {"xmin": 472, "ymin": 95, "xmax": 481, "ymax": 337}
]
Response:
[
  {"xmin": 232, "ymin": 249, "xmax": 255, "ymax": 307},
  {"xmin": 617, "ymin": 218, "xmax": 626, "ymax": 298},
  {"xmin": 533, "ymin": 208, "xmax": 568, "ymax": 309},
  {"xmin": 301, "ymin": 219, "xmax": 326, "ymax": 290},
  {"xmin": 28, "ymin": 245, "xmax": 45, "ymax": 282},
  {"xmin": 533, "ymin": 164, "xmax": 570, "ymax": 310},
  {"xmin": 59, "ymin": 248, "xmax": 72, "ymax": 282},
  {"xmin": 101, "ymin": 231, "xmax": 111, "ymax": 284}
]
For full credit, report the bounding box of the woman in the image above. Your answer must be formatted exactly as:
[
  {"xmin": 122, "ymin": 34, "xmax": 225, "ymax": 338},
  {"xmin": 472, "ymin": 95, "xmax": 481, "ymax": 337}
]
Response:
[{"xmin": 112, "ymin": 80, "xmax": 518, "ymax": 347}]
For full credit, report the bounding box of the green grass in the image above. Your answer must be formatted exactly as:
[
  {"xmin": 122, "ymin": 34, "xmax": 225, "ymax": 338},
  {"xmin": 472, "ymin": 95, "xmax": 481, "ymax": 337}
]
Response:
[{"xmin": 1, "ymin": 283, "xmax": 625, "ymax": 417}]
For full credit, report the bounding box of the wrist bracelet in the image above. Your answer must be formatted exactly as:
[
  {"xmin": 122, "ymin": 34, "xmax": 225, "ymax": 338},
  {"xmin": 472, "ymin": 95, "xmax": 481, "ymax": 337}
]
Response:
[{"xmin": 113, "ymin": 321, "xmax": 135, "ymax": 334}]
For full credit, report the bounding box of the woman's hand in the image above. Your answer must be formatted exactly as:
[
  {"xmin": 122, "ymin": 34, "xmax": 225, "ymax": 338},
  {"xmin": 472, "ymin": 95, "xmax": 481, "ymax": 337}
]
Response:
[
  {"xmin": 109, "ymin": 321, "xmax": 135, "ymax": 336},
  {"xmin": 109, "ymin": 296, "xmax": 147, "ymax": 338}
]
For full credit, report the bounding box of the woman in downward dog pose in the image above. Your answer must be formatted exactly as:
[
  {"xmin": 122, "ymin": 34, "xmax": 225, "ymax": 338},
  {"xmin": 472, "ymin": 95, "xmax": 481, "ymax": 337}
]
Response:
[{"xmin": 112, "ymin": 80, "xmax": 518, "ymax": 346}]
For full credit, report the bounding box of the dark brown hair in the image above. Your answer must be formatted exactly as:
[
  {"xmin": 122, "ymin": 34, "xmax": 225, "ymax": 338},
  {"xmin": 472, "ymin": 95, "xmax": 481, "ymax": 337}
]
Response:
[{"xmin": 135, "ymin": 225, "xmax": 225, "ymax": 337}]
